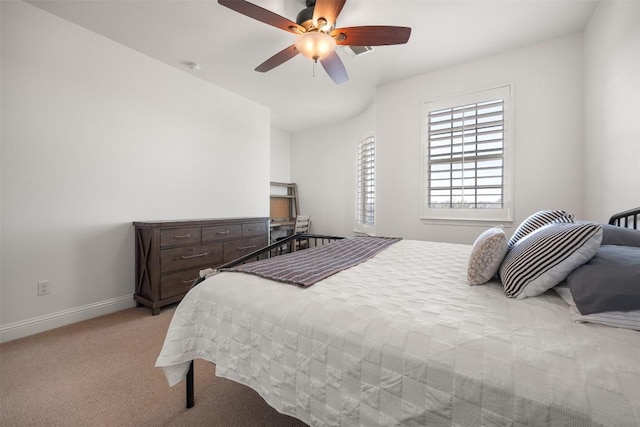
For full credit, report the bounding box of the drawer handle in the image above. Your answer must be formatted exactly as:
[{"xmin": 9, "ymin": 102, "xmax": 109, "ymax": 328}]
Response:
[
  {"xmin": 246, "ymin": 228, "xmax": 260, "ymax": 232},
  {"xmin": 174, "ymin": 233, "xmax": 191, "ymax": 239},
  {"xmin": 181, "ymin": 252, "xmax": 208, "ymax": 259},
  {"xmin": 238, "ymin": 245, "xmax": 256, "ymax": 250},
  {"xmin": 182, "ymin": 278, "xmax": 198, "ymax": 284},
  {"xmin": 216, "ymin": 230, "xmax": 230, "ymax": 235}
]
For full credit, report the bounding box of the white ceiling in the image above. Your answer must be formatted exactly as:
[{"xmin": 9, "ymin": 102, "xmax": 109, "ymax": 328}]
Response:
[{"xmin": 27, "ymin": 0, "xmax": 598, "ymax": 133}]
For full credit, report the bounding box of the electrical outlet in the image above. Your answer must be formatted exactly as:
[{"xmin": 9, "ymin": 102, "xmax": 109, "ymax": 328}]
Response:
[{"xmin": 37, "ymin": 280, "xmax": 50, "ymax": 296}]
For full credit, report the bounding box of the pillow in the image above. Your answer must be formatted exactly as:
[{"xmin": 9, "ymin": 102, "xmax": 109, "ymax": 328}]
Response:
[
  {"xmin": 500, "ymin": 222, "xmax": 602, "ymax": 299},
  {"xmin": 467, "ymin": 227, "xmax": 508, "ymax": 285},
  {"xmin": 555, "ymin": 284, "xmax": 640, "ymax": 331},
  {"xmin": 567, "ymin": 245, "xmax": 640, "ymax": 314},
  {"xmin": 508, "ymin": 209, "xmax": 575, "ymax": 250},
  {"xmin": 600, "ymin": 224, "xmax": 640, "ymax": 247}
]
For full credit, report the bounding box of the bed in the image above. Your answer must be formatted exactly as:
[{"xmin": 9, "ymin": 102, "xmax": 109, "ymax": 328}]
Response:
[{"xmin": 156, "ymin": 208, "xmax": 640, "ymax": 426}]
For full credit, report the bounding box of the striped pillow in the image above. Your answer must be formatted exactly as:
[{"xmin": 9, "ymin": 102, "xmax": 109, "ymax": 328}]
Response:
[
  {"xmin": 500, "ymin": 222, "xmax": 602, "ymax": 299},
  {"xmin": 569, "ymin": 309, "xmax": 640, "ymax": 331},
  {"xmin": 508, "ymin": 209, "xmax": 575, "ymax": 250},
  {"xmin": 555, "ymin": 285, "xmax": 640, "ymax": 331}
]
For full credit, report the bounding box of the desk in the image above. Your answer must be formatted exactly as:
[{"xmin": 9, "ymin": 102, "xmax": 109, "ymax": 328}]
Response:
[{"xmin": 270, "ymin": 219, "xmax": 294, "ymax": 243}]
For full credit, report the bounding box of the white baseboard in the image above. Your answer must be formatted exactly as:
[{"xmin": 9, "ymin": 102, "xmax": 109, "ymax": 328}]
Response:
[{"xmin": 0, "ymin": 295, "xmax": 136, "ymax": 343}]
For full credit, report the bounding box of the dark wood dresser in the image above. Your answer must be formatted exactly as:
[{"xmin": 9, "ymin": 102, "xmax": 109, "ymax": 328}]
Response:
[{"xmin": 133, "ymin": 217, "xmax": 268, "ymax": 314}]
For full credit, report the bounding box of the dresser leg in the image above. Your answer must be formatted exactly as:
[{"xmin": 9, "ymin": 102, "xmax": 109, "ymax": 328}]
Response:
[{"xmin": 151, "ymin": 307, "xmax": 160, "ymax": 315}]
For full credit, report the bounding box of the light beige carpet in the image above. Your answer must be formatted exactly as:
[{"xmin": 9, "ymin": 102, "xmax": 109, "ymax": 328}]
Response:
[{"xmin": 0, "ymin": 306, "xmax": 308, "ymax": 427}]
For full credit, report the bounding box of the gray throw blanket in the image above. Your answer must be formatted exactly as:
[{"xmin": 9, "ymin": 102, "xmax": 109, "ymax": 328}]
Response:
[{"xmin": 223, "ymin": 236, "xmax": 401, "ymax": 287}]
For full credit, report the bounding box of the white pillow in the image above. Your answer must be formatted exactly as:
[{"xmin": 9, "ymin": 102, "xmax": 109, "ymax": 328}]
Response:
[
  {"xmin": 500, "ymin": 222, "xmax": 602, "ymax": 299},
  {"xmin": 467, "ymin": 227, "xmax": 508, "ymax": 285},
  {"xmin": 508, "ymin": 209, "xmax": 575, "ymax": 250}
]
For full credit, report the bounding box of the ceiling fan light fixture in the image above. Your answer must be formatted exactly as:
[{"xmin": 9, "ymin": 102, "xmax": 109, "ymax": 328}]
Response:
[
  {"xmin": 316, "ymin": 18, "xmax": 332, "ymax": 33},
  {"xmin": 217, "ymin": 0, "xmax": 411, "ymax": 84},
  {"xmin": 295, "ymin": 31, "xmax": 336, "ymax": 62}
]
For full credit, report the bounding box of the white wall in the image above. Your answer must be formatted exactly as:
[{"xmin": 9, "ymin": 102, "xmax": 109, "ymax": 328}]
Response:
[
  {"xmin": 270, "ymin": 128, "xmax": 291, "ymax": 183},
  {"xmin": 291, "ymin": 104, "xmax": 375, "ymax": 236},
  {"xmin": 583, "ymin": 0, "xmax": 640, "ymax": 222},
  {"xmin": 0, "ymin": 1, "xmax": 270, "ymax": 341},
  {"xmin": 292, "ymin": 34, "xmax": 584, "ymax": 243},
  {"xmin": 376, "ymin": 34, "xmax": 584, "ymax": 243}
]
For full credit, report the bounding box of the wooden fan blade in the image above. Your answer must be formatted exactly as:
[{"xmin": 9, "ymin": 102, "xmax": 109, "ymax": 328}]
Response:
[
  {"xmin": 218, "ymin": 0, "xmax": 304, "ymax": 34},
  {"xmin": 312, "ymin": 0, "xmax": 346, "ymax": 28},
  {"xmin": 320, "ymin": 51, "xmax": 348, "ymax": 84},
  {"xmin": 331, "ymin": 26, "xmax": 411, "ymax": 46},
  {"xmin": 255, "ymin": 45, "xmax": 300, "ymax": 72}
]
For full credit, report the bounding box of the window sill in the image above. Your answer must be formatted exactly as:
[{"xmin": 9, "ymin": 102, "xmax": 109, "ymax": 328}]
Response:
[
  {"xmin": 420, "ymin": 217, "xmax": 514, "ymax": 228},
  {"xmin": 353, "ymin": 227, "xmax": 376, "ymax": 236}
]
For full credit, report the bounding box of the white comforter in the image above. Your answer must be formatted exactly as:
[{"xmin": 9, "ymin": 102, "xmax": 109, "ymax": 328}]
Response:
[{"xmin": 156, "ymin": 240, "xmax": 640, "ymax": 426}]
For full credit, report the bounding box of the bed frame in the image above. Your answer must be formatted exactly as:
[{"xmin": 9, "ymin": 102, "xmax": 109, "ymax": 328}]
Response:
[
  {"xmin": 185, "ymin": 232, "xmax": 344, "ymax": 408},
  {"xmin": 182, "ymin": 209, "xmax": 640, "ymax": 410},
  {"xmin": 608, "ymin": 206, "xmax": 640, "ymax": 228}
]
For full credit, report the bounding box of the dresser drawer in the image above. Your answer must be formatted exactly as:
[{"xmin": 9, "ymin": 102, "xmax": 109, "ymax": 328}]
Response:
[
  {"xmin": 135, "ymin": 217, "xmax": 268, "ymax": 314},
  {"xmin": 160, "ymin": 227, "xmax": 201, "ymax": 248},
  {"xmin": 223, "ymin": 236, "xmax": 266, "ymax": 261},
  {"xmin": 160, "ymin": 268, "xmax": 202, "ymax": 299},
  {"xmin": 242, "ymin": 222, "xmax": 267, "ymax": 237},
  {"xmin": 202, "ymin": 224, "xmax": 242, "ymax": 242},
  {"xmin": 160, "ymin": 242, "xmax": 223, "ymax": 273}
]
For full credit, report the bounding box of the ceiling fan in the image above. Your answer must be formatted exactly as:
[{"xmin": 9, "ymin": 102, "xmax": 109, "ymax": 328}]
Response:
[{"xmin": 218, "ymin": 0, "xmax": 411, "ymax": 84}]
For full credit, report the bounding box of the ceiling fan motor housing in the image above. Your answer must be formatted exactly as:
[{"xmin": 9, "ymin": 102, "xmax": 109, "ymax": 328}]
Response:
[
  {"xmin": 296, "ymin": 1, "xmax": 315, "ymax": 28},
  {"xmin": 217, "ymin": 0, "xmax": 411, "ymax": 85}
]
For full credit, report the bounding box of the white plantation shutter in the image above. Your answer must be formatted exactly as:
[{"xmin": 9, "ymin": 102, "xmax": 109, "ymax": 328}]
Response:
[
  {"xmin": 357, "ymin": 135, "xmax": 375, "ymax": 227},
  {"xmin": 423, "ymin": 86, "xmax": 512, "ymax": 222}
]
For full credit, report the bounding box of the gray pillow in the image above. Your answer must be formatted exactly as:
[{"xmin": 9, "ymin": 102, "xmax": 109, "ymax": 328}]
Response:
[
  {"xmin": 601, "ymin": 224, "xmax": 640, "ymax": 247},
  {"xmin": 567, "ymin": 245, "xmax": 640, "ymax": 315}
]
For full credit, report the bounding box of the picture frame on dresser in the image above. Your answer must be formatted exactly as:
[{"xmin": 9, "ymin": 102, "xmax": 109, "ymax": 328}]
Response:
[{"xmin": 133, "ymin": 217, "xmax": 268, "ymax": 314}]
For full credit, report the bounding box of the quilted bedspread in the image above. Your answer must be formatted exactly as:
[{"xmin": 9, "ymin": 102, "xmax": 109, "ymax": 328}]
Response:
[{"xmin": 156, "ymin": 240, "xmax": 640, "ymax": 426}]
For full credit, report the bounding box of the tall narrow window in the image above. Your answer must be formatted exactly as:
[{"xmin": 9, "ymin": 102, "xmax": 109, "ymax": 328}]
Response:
[
  {"xmin": 357, "ymin": 135, "xmax": 375, "ymax": 227},
  {"xmin": 423, "ymin": 86, "xmax": 512, "ymax": 222}
]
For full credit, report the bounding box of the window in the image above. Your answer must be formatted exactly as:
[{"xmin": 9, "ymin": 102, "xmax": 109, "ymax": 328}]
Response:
[
  {"xmin": 422, "ymin": 86, "xmax": 512, "ymax": 222},
  {"xmin": 357, "ymin": 135, "xmax": 375, "ymax": 227}
]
